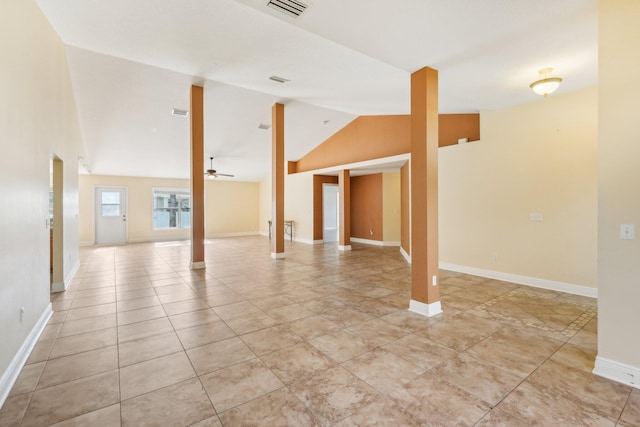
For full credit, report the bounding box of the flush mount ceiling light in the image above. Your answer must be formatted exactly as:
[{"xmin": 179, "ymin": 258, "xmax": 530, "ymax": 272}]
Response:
[
  {"xmin": 171, "ymin": 108, "xmax": 189, "ymax": 117},
  {"xmin": 258, "ymin": 123, "xmax": 271, "ymax": 130},
  {"xmin": 530, "ymin": 67, "xmax": 563, "ymax": 97},
  {"xmin": 269, "ymin": 75, "xmax": 290, "ymax": 84}
]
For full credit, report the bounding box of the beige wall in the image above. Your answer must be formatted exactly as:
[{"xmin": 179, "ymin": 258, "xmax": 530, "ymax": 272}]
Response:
[
  {"xmin": 259, "ymin": 174, "xmax": 271, "ymax": 235},
  {"xmin": 205, "ymin": 180, "xmax": 259, "ymax": 236},
  {"xmin": 284, "ymin": 172, "xmax": 315, "ymax": 243},
  {"xmin": 439, "ymin": 86, "xmax": 598, "ymax": 288},
  {"xmin": 597, "ymin": 0, "xmax": 640, "ymax": 374},
  {"xmin": 260, "ymin": 171, "xmax": 316, "ymax": 243},
  {"xmin": 79, "ymin": 175, "xmax": 259, "ymax": 244},
  {"xmin": 382, "ymin": 171, "xmax": 402, "ymax": 244},
  {"xmin": 0, "ymin": 0, "xmax": 84, "ymax": 387}
]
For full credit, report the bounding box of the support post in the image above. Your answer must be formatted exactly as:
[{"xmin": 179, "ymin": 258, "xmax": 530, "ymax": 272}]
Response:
[
  {"xmin": 409, "ymin": 67, "xmax": 441, "ymax": 316},
  {"xmin": 338, "ymin": 169, "xmax": 351, "ymax": 251},
  {"xmin": 190, "ymin": 85, "xmax": 205, "ymax": 269},
  {"xmin": 271, "ymin": 103, "xmax": 285, "ymax": 259}
]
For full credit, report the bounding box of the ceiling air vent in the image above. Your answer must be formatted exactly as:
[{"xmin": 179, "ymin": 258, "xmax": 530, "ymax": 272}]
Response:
[
  {"xmin": 258, "ymin": 123, "xmax": 271, "ymax": 130},
  {"xmin": 269, "ymin": 75, "xmax": 290, "ymax": 84},
  {"xmin": 171, "ymin": 108, "xmax": 189, "ymax": 117},
  {"xmin": 266, "ymin": 0, "xmax": 308, "ymax": 18}
]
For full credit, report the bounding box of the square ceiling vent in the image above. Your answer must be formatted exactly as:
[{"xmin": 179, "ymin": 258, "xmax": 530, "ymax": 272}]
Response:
[{"xmin": 267, "ymin": 0, "xmax": 308, "ymax": 18}]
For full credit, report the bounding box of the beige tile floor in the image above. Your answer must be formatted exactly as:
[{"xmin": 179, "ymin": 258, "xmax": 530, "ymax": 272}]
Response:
[{"xmin": 1, "ymin": 236, "xmax": 639, "ymax": 426}]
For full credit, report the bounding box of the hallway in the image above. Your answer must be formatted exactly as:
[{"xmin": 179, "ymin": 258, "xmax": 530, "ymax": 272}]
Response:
[{"xmin": 1, "ymin": 236, "xmax": 638, "ymax": 426}]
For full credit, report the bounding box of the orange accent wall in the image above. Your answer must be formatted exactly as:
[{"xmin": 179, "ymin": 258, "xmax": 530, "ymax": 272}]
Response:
[
  {"xmin": 400, "ymin": 162, "xmax": 410, "ymax": 255},
  {"xmin": 313, "ymin": 175, "xmax": 338, "ymax": 240},
  {"xmin": 439, "ymin": 114, "xmax": 480, "ymax": 147},
  {"xmin": 295, "ymin": 116, "xmax": 410, "ymax": 173},
  {"xmin": 350, "ymin": 174, "xmax": 383, "ymax": 241},
  {"xmin": 292, "ymin": 114, "xmax": 479, "ymax": 174}
]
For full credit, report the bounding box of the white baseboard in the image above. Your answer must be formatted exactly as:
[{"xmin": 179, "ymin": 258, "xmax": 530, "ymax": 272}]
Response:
[
  {"xmin": 0, "ymin": 303, "xmax": 52, "ymax": 408},
  {"xmin": 351, "ymin": 237, "xmax": 384, "ymax": 246},
  {"xmin": 439, "ymin": 262, "xmax": 597, "ymax": 298},
  {"xmin": 408, "ymin": 300, "xmax": 442, "ymax": 317},
  {"xmin": 190, "ymin": 261, "xmax": 206, "ymax": 269},
  {"xmin": 313, "ymin": 239, "xmax": 324, "ymax": 245},
  {"xmin": 271, "ymin": 252, "xmax": 285, "ymax": 259},
  {"xmin": 294, "ymin": 236, "xmax": 316, "ymax": 245},
  {"xmin": 206, "ymin": 231, "xmax": 260, "ymax": 238},
  {"xmin": 593, "ymin": 356, "xmax": 640, "ymax": 389},
  {"xmin": 339, "ymin": 245, "xmax": 352, "ymax": 251},
  {"xmin": 79, "ymin": 241, "xmax": 94, "ymax": 247},
  {"xmin": 400, "ymin": 247, "xmax": 411, "ymax": 264},
  {"xmin": 52, "ymin": 260, "xmax": 81, "ymax": 293}
]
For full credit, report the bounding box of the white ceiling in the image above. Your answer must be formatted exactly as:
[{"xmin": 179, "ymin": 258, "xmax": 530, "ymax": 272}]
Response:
[{"xmin": 36, "ymin": 0, "xmax": 598, "ymax": 181}]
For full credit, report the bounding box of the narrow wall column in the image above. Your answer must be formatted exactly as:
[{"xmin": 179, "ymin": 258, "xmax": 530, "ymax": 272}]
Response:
[
  {"xmin": 190, "ymin": 85, "xmax": 205, "ymax": 269},
  {"xmin": 338, "ymin": 170, "xmax": 351, "ymax": 251},
  {"xmin": 271, "ymin": 103, "xmax": 285, "ymax": 259},
  {"xmin": 409, "ymin": 67, "xmax": 441, "ymax": 316}
]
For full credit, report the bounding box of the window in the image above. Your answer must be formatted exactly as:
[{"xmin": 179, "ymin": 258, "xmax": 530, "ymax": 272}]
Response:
[
  {"xmin": 101, "ymin": 191, "xmax": 121, "ymax": 216},
  {"xmin": 153, "ymin": 189, "xmax": 191, "ymax": 229}
]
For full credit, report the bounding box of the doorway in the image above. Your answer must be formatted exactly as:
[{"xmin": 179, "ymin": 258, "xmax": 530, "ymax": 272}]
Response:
[
  {"xmin": 95, "ymin": 187, "xmax": 127, "ymax": 245},
  {"xmin": 322, "ymin": 183, "xmax": 339, "ymax": 242}
]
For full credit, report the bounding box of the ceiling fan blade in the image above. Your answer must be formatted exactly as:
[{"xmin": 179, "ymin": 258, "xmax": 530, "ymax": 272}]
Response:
[{"xmin": 214, "ymin": 173, "xmax": 234, "ymax": 177}]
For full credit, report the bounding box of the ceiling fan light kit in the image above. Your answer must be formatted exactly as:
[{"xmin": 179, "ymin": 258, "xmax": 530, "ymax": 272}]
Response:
[
  {"xmin": 205, "ymin": 157, "xmax": 234, "ymax": 178},
  {"xmin": 530, "ymin": 67, "xmax": 563, "ymax": 97}
]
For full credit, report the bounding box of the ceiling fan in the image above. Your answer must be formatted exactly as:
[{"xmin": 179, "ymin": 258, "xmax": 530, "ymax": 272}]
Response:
[{"xmin": 205, "ymin": 157, "xmax": 234, "ymax": 178}]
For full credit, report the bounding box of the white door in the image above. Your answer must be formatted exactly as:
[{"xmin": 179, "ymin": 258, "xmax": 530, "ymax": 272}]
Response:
[
  {"xmin": 95, "ymin": 187, "xmax": 127, "ymax": 245},
  {"xmin": 323, "ymin": 184, "xmax": 339, "ymax": 242}
]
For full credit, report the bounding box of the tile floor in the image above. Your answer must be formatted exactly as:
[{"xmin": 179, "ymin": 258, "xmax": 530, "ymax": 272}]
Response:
[{"xmin": 1, "ymin": 236, "xmax": 639, "ymax": 426}]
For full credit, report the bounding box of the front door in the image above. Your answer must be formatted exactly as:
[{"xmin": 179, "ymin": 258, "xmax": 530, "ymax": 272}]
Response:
[{"xmin": 95, "ymin": 187, "xmax": 127, "ymax": 245}]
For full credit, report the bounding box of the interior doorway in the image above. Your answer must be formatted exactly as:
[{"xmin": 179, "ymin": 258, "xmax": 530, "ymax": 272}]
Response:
[
  {"xmin": 50, "ymin": 157, "xmax": 64, "ymax": 292},
  {"xmin": 95, "ymin": 187, "xmax": 128, "ymax": 245},
  {"xmin": 322, "ymin": 183, "xmax": 339, "ymax": 242}
]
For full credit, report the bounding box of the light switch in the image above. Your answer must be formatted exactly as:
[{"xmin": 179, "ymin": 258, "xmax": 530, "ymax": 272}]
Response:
[
  {"xmin": 529, "ymin": 213, "xmax": 543, "ymax": 221},
  {"xmin": 620, "ymin": 224, "xmax": 635, "ymax": 240}
]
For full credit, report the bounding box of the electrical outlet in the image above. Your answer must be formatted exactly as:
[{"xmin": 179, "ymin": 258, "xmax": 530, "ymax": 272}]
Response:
[
  {"xmin": 20, "ymin": 306, "xmax": 25, "ymax": 322},
  {"xmin": 492, "ymin": 253, "xmax": 499, "ymax": 262},
  {"xmin": 620, "ymin": 224, "xmax": 636, "ymax": 240},
  {"xmin": 369, "ymin": 229, "xmax": 373, "ymax": 236}
]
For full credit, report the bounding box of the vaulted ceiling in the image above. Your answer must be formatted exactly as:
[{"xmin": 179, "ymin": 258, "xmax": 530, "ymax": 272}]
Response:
[{"xmin": 36, "ymin": 0, "xmax": 597, "ymax": 181}]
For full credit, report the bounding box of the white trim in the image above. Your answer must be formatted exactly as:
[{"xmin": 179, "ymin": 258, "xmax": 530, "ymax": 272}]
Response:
[
  {"xmin": 351, "ymin": 237, "xmax": 383, "ymax": 246},
  {"xmin": 313, "ymin": 239, "xmax": 324, "ymax": 245},
  {"xmin": 400, "ymin": 247, "xmax": 411, "ymax": 264},
  {"xmin": 190, "ymin": 261, "xmax": 206, "ymax": 270},
  {"xmin": 439, "ymin": 262, "xmax": 597, "ymax": 298},
  {"xmin": 271, "ymin": 252, "xmax": 285, "ymax": 259},
  {"xmin": 593, "ymin": 356, "xmax": 640, "ymax": 389},
  {"xmin": 79, "ymin": 241, "xmax": 94, "ymax": 247},
  {"xmin": 346, "ymin": 238, "xmax": 401, "ymax": 247},
  {"xmin": 338, "ymin": 245, "xmax": 352, "ymax": 251},
  {"xmin": 128, "ymin": 237, "xmax": 188, "ymax": 244},
  {"xmin": 206, "ymin": 231, "xmax": 259, "ymax": 238},
  {"xmin": 0, "ymin": 303, "xmax": 52, "ymax": 408},
  {"xmin": 293, "ymin": 237, "xmax": 315, "ymax": 245},
  {"xmin": 259, "ymin": 231, "xmax": 269, "ymax": 237},
  {"xmin": 408, "ymin": 300, "xmax": 442, "ymax": 317},
  {"xmin": 51, "ymin": 281, "xmax": 65, "ymax": 293}
]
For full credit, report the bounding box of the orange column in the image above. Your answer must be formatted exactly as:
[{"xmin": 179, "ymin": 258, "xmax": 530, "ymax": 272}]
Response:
[
  {"xmin": 190, "ymin": 85, "xmax": 205, "ymax": 269},
  {"xmin": 338, "ymin": 169, "xmax": 351, "ymax": 251},
  {"xmin": 409, "ymin": 67, "xmax": 441, "ymax": 316},
  {"xmin": 271, "ymin": 103, "xmax": 285, "ymax": 259}
]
